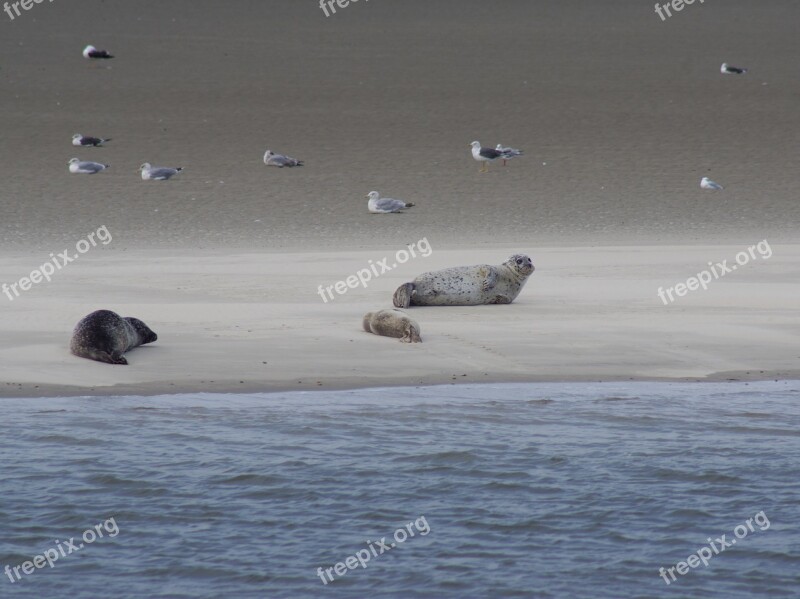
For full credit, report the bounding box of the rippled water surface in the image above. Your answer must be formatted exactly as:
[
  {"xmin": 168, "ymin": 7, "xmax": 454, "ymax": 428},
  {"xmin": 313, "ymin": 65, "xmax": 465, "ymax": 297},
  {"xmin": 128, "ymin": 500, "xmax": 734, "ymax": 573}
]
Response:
[{"xmin": 1, "ymin": 381, "xmax": 799, "ymax": 598}]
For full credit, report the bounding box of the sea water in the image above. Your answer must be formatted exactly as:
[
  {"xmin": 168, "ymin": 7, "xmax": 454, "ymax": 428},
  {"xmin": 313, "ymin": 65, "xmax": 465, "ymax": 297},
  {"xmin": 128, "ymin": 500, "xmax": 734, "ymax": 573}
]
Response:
[{"xmin": 1, "ymin": 381, "xmax": 798, "ymax": 598}]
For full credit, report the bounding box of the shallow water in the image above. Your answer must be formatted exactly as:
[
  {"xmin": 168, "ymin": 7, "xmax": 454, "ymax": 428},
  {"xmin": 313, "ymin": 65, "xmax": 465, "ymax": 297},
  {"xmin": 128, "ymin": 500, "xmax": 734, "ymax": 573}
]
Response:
[{"xmin": 1, "ymin": 381, "xmax": 799, "ymax": 598}]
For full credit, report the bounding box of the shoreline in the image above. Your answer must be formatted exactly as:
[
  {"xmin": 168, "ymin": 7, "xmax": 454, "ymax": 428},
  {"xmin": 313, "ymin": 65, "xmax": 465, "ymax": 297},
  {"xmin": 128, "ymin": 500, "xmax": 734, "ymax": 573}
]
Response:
[{"xmin": 3, "ymin": 370, "xmax": 799, "ymax": 400}]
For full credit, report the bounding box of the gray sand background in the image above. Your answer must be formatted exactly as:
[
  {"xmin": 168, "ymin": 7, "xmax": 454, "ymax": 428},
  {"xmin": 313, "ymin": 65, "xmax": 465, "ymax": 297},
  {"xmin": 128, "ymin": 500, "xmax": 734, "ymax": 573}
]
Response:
[{"xmin": 1, "ymin": 0, "xmax": 798, "ymax": 252}]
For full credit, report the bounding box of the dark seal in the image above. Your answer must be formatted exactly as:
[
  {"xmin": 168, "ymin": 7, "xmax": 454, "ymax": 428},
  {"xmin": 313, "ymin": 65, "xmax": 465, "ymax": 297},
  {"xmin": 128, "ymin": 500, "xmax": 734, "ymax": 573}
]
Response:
[{"xmin": 70, "ymin": 309, "xmax": 157, "ymax": 365}]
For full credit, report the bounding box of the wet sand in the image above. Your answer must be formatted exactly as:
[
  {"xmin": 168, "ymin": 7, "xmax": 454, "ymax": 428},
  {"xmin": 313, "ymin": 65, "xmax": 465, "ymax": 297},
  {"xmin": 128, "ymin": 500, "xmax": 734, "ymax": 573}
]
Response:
[{"xmin": 0, "ymin": 1, "xmax": 797, "ymax": 395}]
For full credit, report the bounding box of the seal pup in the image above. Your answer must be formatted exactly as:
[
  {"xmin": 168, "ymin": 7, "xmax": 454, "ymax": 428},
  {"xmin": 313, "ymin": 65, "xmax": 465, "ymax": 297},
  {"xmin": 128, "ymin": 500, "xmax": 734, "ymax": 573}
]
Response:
[
  {"xmin": 363, "ymin": 309, "xmax": 422, "ymax": 343},
  {"xmin": 68, "ymin": 158, "xmax": 109, "ymax": 174},
  {"xmin": 70, "ymin": 309, "xmax": 157, "ymax": 365},
  {"xmin": 263, "ymin": 150, "xmax": 303, "ymax": 167},
  {"xmin": 366, "ymin": 191, "xmax": 415, "ymax": 213},
  {"xmin": 73, "ymin": 133, "xmax": 111, "ymax": 147},
  {"xmin": 140, "ymin": 163, "xmax": 183, "ymax": 180},
  {"xmin": 393, "ymin": 254, "xmax": 534, "ymax": 308}
]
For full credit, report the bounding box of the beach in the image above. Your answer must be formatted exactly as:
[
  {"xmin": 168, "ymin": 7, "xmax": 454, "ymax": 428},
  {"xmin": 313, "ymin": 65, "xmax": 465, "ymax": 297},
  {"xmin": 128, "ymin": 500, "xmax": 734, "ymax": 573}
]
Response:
[
  {"xmin": 0, "ymin": 243, "xmax": 797, "ymax": 397},
  {"xmin": 2, "ymin": 4, "xmax": 800, "ymax": 598},
  {"xmin": 0, "ymin": 0, "xmax": 798, "ymax": 393}
]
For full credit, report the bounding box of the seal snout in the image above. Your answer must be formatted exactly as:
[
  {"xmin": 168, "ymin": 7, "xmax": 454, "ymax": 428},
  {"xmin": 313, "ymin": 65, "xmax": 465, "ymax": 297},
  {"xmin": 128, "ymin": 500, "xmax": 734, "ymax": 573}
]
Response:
[{"xmin": 509, "ymin": 254, "xmax": 534, "ymax": 276}]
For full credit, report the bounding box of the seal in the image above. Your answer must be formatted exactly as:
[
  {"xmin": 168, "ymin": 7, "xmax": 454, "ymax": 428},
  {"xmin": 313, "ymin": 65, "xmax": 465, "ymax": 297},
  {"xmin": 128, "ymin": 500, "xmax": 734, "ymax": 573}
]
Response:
[
  {"xmin": 69, "ymin": 309, "xmax": 158, "ymax": 365},
  {"xmin": 363, "ymin": 309, "xmax": 422, "ymax": 343},
  {"xmin": 393, "ymin": 254, "xmax": 534, "ymax": 308}
]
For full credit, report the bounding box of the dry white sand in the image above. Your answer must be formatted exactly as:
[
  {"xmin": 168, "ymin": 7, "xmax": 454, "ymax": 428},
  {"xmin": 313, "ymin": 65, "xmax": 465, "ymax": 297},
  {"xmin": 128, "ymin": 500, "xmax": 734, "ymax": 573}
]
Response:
[{"xmin": 1, "ymin": 245, "xmax": 796, "ymax": 397}]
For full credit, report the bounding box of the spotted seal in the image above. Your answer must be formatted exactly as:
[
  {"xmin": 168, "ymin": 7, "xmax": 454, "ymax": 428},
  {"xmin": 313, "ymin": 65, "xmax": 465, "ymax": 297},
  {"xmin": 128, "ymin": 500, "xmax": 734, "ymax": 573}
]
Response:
[
  {"xmin": 393, "ymin": 254, "xmax": 534, "ymax": 308},
  {"xmin": 362, "ymin": 309, "xmax": 422, "ymax": 343},
  {"xmin": 70, "ymin": 309, "xmax": 158, "ymax": 365}
]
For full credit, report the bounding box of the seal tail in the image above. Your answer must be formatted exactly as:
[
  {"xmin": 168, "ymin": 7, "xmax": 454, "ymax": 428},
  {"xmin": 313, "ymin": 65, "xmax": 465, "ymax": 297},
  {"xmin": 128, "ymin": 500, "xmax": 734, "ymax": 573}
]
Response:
[
  {"xmin": 73, "ymin": 348, "xmax": 128, "ymax": 365},
  {"xmin": 393, "ymin": 283, "xmax": 414, "ymax": 308}
]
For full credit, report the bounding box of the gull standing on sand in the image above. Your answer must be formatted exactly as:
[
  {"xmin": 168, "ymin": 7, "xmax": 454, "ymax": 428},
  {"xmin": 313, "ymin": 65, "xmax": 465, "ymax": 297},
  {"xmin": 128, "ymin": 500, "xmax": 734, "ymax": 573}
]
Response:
[
  {"xmin": 68, "ymin": 158, "xmax": 109, "ymax": 174},
  {"xmin": 263, "ymin": 150, "xmax": 303, "ymax": 168},
  {"xmin": 366, "ymin": 191, "xmax": 415, "ymax": 213},
  {"xmin": 140, "ymin": 163, "xmax": 183, "ymax": 180},
  {"xmin": 720, "ymin": 63, "xmax": 747, "ymax": 74},
  {"xmin": 470, "ymin": 141, "xmax": 504, "ymax": 173},
  {"xmin": 700, "ymin": 177, "xmax": 724, "ymax": 190},
  {"xmin": 73, "ymin": 133, "xmax": 111, "ymax": 147},
  {"xmin": 495, "ymin": 144, "xmax": 524, "ymax": 167},
  {"xmin": 82, "ymin": 45, "xmax": 114, "ymax": 59}
]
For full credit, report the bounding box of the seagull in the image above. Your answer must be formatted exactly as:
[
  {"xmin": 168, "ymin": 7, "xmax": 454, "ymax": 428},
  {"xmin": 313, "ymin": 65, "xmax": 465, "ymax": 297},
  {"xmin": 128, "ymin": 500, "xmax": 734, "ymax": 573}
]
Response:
[
  {"xmin": 700, "ymin": 177, "xmax": 724, "ymax": 190},
  {"xmin": 263, "ymin": 150, "xmax": 303, "ymax": 168},
  {"xmin": 82, "ymin": 45, "xmax": 114, "ymax": 59},
  {"xmin": 495, "ymin": 144, "xmax": 524, "ymax": 167},
  {"xmin": 366, "ymin": 191, "xmax": 415, "ymax": 213},
  {"xmin": 72, "ymin": 133, "xmax": 111, "ymax": 147},
  {"xmin": 140, "ymin": 163, "xmax": 183, "ymax": 180},
  {"xmin": 720, "ymin": 63, "xmax": 747, "ymax": 75},
  {"xmin": 68, "ymin": 158, "xmax": 109, "ymax": 174},
  {"xmin": 470, "ymin": 141, "xmax": 504, "ymax": 173}
]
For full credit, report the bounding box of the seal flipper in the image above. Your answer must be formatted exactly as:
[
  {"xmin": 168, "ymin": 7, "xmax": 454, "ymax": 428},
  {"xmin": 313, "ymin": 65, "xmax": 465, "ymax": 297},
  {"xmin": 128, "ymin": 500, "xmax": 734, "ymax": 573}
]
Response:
[
  {"xmin": 72, "ymin": 348, "xmax": 129, "ymax": 364},
  {"xmin": 480, "ymin": 267, "xmax": 498, "ymax": 292},
  {"xmin": 91, "ymin": 350, "xmax": 128, "ymax": 365},
  {"xmin": 393, "ymin": 283, "xmax": 415, "ymax": 308},
  {"xmin": 400, "ymin": 322, "xmax": 422, "ymax": 343},
  {"xmin": 362, "ymin": 312, "xmax": 375, "ymax": 333},
  {"xmin": 109, "ymin": 353, "xmax": 129, "ymax": 365}
]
